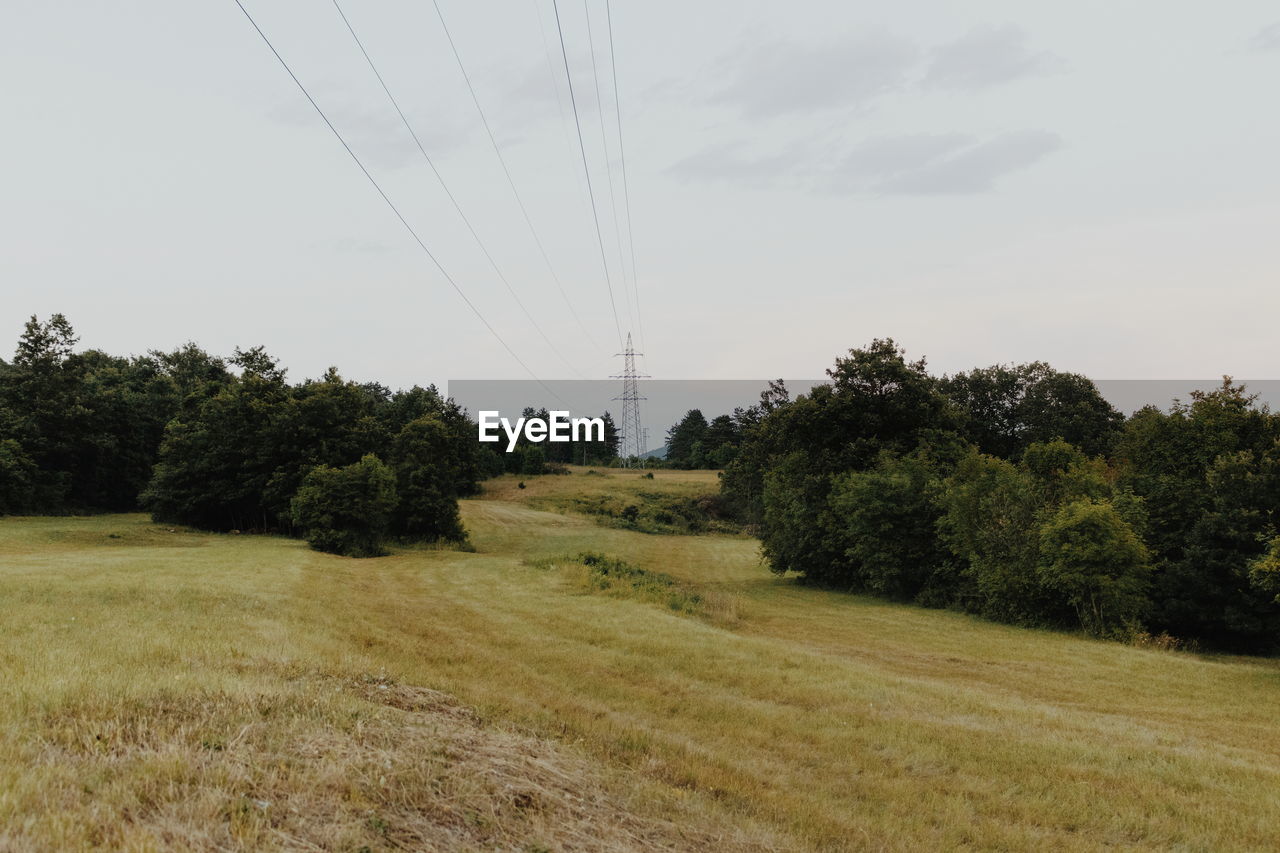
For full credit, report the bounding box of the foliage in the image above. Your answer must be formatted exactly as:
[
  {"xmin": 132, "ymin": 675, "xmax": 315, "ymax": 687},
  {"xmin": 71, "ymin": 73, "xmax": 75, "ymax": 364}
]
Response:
[
  {"xmin": 1114, "ymin": 380, "xmax": 1280, "ymax": 649},
  {"xmin": 568, "ymin": 552, "xmax": 705, "ymax": 614},
  {"xmin": 0, "ymin": 315, "xmax": 226, "ymax": 514},
  {"xmin": 290, "ymin": 454, "xmax": 397, "ymax": 557},
  {"xmin": 935, "ymin": 452, "xmax": 1048, "ymax": 623},
  {"xmin": 941, "ymin": 362, "xmax": 1123, "ymax": 458},
  {"xmin": 0, "ymin": 438, "xmax": 38, "ymax": 514},
  {"xmin": 727, "ymin": 340, "xmax": 956, "ymax": 528},
  {"xmin": 827, "ymin": 450, "xmax": 950, "ymax": 600},
  {"xmin": 388, "ymin": 416, "xmax": 468, "ymax": 542},
  {"xmin": 1037, "ymin": 499, "xmax": 1151, "ymax": 636}
]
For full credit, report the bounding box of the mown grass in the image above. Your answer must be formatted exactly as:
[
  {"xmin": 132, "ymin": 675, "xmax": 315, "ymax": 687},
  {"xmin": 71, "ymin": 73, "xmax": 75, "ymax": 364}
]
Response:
[{"xmin": 4, "ymin": 467, "xmax": 1280, "ymax": 850}]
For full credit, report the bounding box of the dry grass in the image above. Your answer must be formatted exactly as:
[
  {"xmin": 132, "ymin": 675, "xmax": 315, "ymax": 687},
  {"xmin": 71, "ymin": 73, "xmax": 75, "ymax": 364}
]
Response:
[{"xmin": 4, "ymin": 467, "xmax": 1280, "ymax": 850}]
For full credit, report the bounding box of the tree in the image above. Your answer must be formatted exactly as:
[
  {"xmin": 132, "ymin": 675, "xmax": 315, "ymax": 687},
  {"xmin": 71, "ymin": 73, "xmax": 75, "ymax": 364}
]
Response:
[
  {"xmin": 941, "ymin": 362, "xmax": 1123, "ymax": 459},
  {"xmin": 142, "ymin": 365, "xmax": 290, "ymax": 531},
  {"xmin": 935, "ymin": 452, "xmax": 1050, "ymax": 623},
  {"xmin": 389, "ymin": 415, "xmax": 467, "ymax": 542},
  {"xmin": 1038, "ymin": 499, "xmax": 1150, "ymax": 637},
  {"xmin": 1115, "ymin": 380, "xmax": 1280, "ymax": 647},
  {"xmin": 0, "ymin": 439, "xmax": 37, "ymax": 514},
  {"xmin": 521, "ymin": 446, "xmax": 547, "ymax": 476},
  {"xmin": 665, "ymin": 409, "xmax": 708, "ymax": 468},
  {"xmin": 724, "ymin": 341, "xmax": 956, "ymax": 527},
  {"xmin": 827, "ymin": 450, "xmax": 949, "ymax": 600},
  {"xmin": 1249, "ymin": 537, "xmax": 1280, "ymax": 604},
  {"xmin": 290, "ymin": 454, "xmax": 397, "ymax": 557}
]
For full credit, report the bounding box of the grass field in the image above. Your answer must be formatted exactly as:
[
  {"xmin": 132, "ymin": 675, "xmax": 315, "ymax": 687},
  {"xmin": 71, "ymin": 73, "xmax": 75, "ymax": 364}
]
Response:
[{"xmin": 3, "ymin": 467, "xmax": 1280, "ymax": 851}]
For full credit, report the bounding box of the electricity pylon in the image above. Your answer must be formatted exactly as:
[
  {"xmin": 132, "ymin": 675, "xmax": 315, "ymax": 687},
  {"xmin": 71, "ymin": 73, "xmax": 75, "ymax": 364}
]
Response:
[{"xmin": 611, "ymin": 332, "xmax": 647, "ymax": 464}]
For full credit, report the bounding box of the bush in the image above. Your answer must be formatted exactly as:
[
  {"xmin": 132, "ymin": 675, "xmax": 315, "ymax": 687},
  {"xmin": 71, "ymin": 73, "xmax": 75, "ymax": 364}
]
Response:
[
  {"xmin": 520, "ymin": 447, "xmax": 546, "ymax": 476},
  {"xmin": 290, "ymin": 454, "xmax": 397, "ymax": 557}
]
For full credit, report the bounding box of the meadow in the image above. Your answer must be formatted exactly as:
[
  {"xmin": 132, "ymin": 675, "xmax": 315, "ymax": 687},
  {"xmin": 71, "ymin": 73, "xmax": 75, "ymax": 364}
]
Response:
[{"xmin": 2, "ymin": 467, "xmax": 1279, "ymax": 851}]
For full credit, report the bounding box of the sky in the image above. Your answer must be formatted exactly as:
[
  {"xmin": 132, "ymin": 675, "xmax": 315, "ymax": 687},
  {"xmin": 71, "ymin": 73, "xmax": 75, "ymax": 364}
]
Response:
[{"xmin": 2, "ymin": 1, "xmax": 1278, "ymax": 391}]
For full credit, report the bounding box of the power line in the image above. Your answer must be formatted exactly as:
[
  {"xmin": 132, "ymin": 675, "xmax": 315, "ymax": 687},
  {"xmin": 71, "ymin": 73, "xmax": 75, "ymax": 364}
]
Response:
[
  {"xmin": 551, "ymin": 0, "xmax": 624, "ymax": 350},
  {"xmin": 230, "ymin": 0, "xmax": 553, "ymax": 392},
  {"xmin": 603, "ymin": 0, "xmax": 645, "ymax": 357},
  {"xmin": 581, "ymin": 0, "xmax": 634, "ymax": 337},
  {"xmin": 533, "ymin": 0, "xmax": 589, "ymax": 206},
  {"xmin": 431, "ymin": 0, "xmax": 603, "ymax": 354},
  {"xmin": 330, "ymin": 0, "xmax": 582, "ymax": 378}
]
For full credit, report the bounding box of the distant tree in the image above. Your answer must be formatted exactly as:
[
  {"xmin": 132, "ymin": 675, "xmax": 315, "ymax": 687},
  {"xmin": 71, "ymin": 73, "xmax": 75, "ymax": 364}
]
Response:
[
  {"xmin": 1249, "ymin": 537, "xmax": 1280, "ymax": 604},
  {"xmin": 389, "ymin": 415, "xmax": 467, "ymax": 542},
  {"xmin": 726, "ymin": 339, "xmax": 957, "ymax": 528},
  {"xmin": 941, "ymin": 362, "xmax": 1123, "ymax": 459},
  {"xmin": 0, "ymin": 315, "xmax": 193, "ymax": 513},
  {"xmin": 760, "ymin": 451, "xmax": 840, "ymax": 580},
  {"xmin": 935, "ymin": 452, "xmax": 1051, "ymax": 624},
  {"xmin": 702, "ymin": 414, "xmax": 740, "ymax": 467},
  {"xmin": 0, "ymin": 438, "xmax": 37, "ymax": 514},
  {"xmin": 665, "ymin": 409, "xmax": 708, "ymax": 468},
  {"xmin": 593, "ymin": 411, "xmax": 621, "ymax": 463},
  {"xmin": 290, "ymin": 454, "xmax": 397, "ymax": 557},
  {"xmin": 1115, "ymin": 380, "xmax": 1280, "ymax": 648},
  {"xmin": 827, "ymin": 449, "xmax": 950, "ymax": 600},
  {"xmin": 521, "ymin": 446, "xmax": 547, "ymax": 476},
  {"xmin": 142, "ymin": 362, "xmax": 291, "ymax": 531},
  {"xmin": 1038, "ymin": 499, "xmax": 1150, "ymax": 637}
]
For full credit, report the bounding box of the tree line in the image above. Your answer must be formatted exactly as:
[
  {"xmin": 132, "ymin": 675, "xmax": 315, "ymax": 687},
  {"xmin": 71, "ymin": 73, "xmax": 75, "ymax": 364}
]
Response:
[
  {"xmin": 718, "ymin": 340, "xmax": 1280, "ymax": 652},
  {"xmin": 484, "ymin": 407, "xmax": 620, "ymax": 476},
  {"xmin": 0, "ymin": 315, "xmax": 522, "ymax": 556}
]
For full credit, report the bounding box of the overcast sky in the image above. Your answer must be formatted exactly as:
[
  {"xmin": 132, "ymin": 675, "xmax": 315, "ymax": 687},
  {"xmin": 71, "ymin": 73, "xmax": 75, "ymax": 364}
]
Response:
[{"xmin": 2, "ymin": 1, "xmax": 1278, "ymax": 389}]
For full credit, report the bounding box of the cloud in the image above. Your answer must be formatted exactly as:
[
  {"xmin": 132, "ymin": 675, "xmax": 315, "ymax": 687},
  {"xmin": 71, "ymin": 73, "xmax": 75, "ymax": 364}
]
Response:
[
  {"xmin": 266, "ymin": 89, "xmax": 473, "ymax": 170},
  {"xmin": 664, "ymin": 142, "xmax": 805, "ymax": 189},
  {"xmin": 668, "ymin": 131, "xmax": 1063, "ymax": 196},
  {"xmin": 870, "ymin": 131, "xmax": 1063, "ymax": 194},
  {"xmin": 834, "ymin": 133, "xmax": 973, "ymax": 186},
  {"xmin": 923, "ymin": 25, "xmax": 1062, "ymax": 90},
  {"xmin": 712, "ymin": 33, "xmax": 918, "ymax": 117},
  {"xmin": 1248, "ymin": 22, "xmax": 1280, "ymax": 52}
]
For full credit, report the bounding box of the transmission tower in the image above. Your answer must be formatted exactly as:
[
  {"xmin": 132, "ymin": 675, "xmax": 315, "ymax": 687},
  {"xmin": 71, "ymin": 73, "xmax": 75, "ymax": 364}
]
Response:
[{"xmin": 611, "ymin": 332, "xmax": 647, "ymax": 464}]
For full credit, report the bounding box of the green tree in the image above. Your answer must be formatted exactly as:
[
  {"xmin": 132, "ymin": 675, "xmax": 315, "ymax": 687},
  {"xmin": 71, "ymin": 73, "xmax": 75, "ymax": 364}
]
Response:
[
  {"xmin": 1115, "ymin": 380, "xmax": 1280, "ymax": 647},
  {"xmin": 1249, "ymin": 537, "xmax": 1280, "ymax": 604},
  {"xmin": 665, "ymin": 409, "xmax": 708, "ymax": 468},
  {"xmin": 0, "ymin": 438, "xmax": 37, "ymax": 514},
  {"xmin": 935, "ymin": 452, "xmax": 1051, "ymax": 623},
  {"xmin": 725, "ymin": 342, "xmax": 955, "ymax": 527},
  {"xmin": 941, "ymin": 362, "xmax": 1123, "ymax": 459},
  {"xmin": 1038, "ymin": 499, "xmax": 1151, "ymax": 637},
  {"xmin": 290, "ymin": 454, "xmax": 397, "ymax": 557},
  {"xmin": 389, "ymin": 415, "xmax": 467, "ymax": 542},
  {"xmin": 521, "ymin": 446, "xmax": 547, "ymax": 476},
  {"xmin": 827, "ymin": 450, "xmax": 949, "ymax": 600}
]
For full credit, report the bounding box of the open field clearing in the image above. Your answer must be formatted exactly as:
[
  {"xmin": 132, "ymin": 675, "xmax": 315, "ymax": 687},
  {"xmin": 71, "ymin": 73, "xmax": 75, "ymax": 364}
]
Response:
[{"xmin": 3, "ymin": 467, "xmax": 1280, "ymax": 851}]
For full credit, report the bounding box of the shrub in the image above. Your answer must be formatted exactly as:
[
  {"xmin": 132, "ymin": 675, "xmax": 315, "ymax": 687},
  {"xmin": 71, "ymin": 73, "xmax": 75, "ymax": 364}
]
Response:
[
  {"xmin": 521, "ymin": 447, "xmax": 546, "ymax": 476},
  {"xmin": 290, "ymin": 454, "xmax": 397, "ymax": 557}
]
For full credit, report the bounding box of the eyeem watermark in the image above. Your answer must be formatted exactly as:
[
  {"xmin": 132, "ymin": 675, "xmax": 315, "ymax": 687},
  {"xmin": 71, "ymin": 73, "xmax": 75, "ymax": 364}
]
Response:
[{"xmin": 478, "ymin": 411, "xmax": 605, "ymax": 452}]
